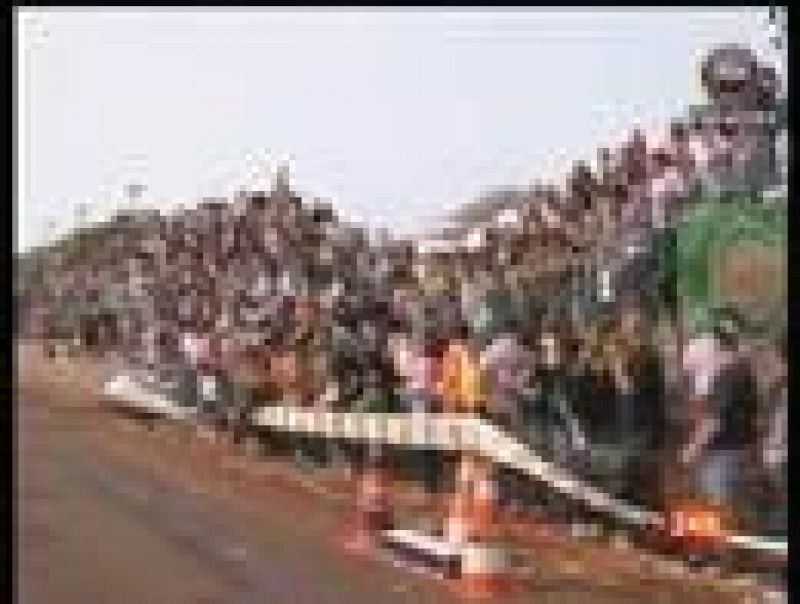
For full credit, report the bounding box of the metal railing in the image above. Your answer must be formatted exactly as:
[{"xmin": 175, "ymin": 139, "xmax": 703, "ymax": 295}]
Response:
[{"xmin": 103, "ymin": 370, "xmax": 787, "ymax": 559}]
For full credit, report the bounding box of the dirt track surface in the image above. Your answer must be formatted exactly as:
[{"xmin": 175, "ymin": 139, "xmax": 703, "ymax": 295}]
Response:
[{"xmin": 16, "ymin": 343, "xmax": 766, "ymax": 603}]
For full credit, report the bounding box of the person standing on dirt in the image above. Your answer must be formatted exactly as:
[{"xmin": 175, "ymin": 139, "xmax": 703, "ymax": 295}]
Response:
[
  {"xmin": 480, "ymin": 330, "xmax": 532, "ymax": 431},
  {"xmin": 603, "ymin": 306, "xmax": 668, "ymax": 507},
  {"xmin": 521, "ymin": 319, "xmax": 586, "ymax": 459},
  {"xmin": 760, "ymin": 372, "xmax": 787, "ymax": 535},
  {"xmin": 387, "ymin": 331, "xmax": 425, "ymax": 414},
  {"xmin": 194, "ymin": 330, "xmax": 226, "ymax": 427},
  {"xmin": 678, "ymin": 319, "xmax": 759, "ymax": 520},
  {"xmin": 439, "ymin": 322, "xmax": 488, "ymax": 418},
  {"xmin": 747, "ymin": 337, "xmax": 787, "ymax": 535}
]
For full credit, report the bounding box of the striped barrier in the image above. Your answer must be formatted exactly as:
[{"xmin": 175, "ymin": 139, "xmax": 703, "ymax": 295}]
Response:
[
  {"xmin": 103, "ymin": 372, "xmax": 198, "ymax": 422},
  {"xmin": 102, "ymin": 372, "xmax": 788, "ymax": 560}
]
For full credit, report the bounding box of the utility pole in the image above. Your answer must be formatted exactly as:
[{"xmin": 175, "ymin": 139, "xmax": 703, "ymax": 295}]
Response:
[
  {"xmin": 767, "ymin": 6, "xmax": 788, "ymax": 198},
  {"xmin": 124, "ymin": 181, "xmax": 146, "ymax": 214},
  {"xmin": 768, "ymin": 6, "xmax": 787, "ymax": 52}
]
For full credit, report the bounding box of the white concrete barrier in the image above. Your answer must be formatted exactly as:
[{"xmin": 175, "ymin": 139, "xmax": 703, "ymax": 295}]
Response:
[
  {"xmin": 103, "ymin": 372, "xmax": 197, "ymax": 422},
  {"xmin": 102, "ymin": 372, "xmax": 787, "ymax": 560},
  {"xmin": 251, "ymin": 405, "xmax": 788, "ymax": 559}
]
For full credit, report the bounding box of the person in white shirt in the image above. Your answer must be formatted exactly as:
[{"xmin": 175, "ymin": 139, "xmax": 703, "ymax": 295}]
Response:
[
  {"xmin": 681, "ymin": 333, "xmax": 736, "ymax": 412},
  {"xmin": 679, "ymin": 321, "xmax": 758, "ymax": 511},
  {"xmin": 180, "ymin": 332, "xmax": 197, "ymax": 364},
  {"xmin": 179, "ymin": 331, "xmax": 223, "ymax": 420},
  {"xmin": 480, "ymin": 333, "xmax": 531, "ymax": 430}
]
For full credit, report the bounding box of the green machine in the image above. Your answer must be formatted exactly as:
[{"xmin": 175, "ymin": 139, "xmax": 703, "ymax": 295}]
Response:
[{"xmin": 670, "ymin": 195, "xmax": 787, "ymax": 341}]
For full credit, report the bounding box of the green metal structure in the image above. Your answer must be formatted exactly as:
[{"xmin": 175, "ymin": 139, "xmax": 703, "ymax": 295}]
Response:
[{"xmin": 671, "ymin": 195, "xmax": 787, "ymax": 340}]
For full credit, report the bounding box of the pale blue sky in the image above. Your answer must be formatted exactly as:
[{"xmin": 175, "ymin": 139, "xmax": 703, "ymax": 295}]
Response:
[{"xmin": 15, "ymin": 8, "xmax": 781, "ymax": 252}]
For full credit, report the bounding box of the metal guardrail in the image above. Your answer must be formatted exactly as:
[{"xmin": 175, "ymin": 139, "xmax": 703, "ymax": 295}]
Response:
[
  {"xmin": 252, "ymin": 406, "xmax": 661, "ymax": 528},
  {"xmin": 103, "ymin": 372, "xmax": 788, "ymax": 559},
  {"xmin": 104, "ymin": 372, "xmax": 198, "ymax": 422}
]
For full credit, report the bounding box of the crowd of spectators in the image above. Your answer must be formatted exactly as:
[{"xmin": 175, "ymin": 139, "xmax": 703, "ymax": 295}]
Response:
[{"xmin": 17, "ymin": 45, "xmax": 786, "ymax": 533}]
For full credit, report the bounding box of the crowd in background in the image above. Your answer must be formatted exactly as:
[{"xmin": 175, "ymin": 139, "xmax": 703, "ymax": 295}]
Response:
[
  {"xmin": 19, "ymin": 182, "xmax": 786, "ymax": 535},
  {"xmin": 16, "ymin": 45, "xmax": 786, "ymax": 535}
]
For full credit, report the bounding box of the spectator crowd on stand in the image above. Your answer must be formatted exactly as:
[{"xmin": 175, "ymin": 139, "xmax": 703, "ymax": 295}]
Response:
[{"xmin": 16, "ymin": 45, "xmax": 786, "ymax": 536}]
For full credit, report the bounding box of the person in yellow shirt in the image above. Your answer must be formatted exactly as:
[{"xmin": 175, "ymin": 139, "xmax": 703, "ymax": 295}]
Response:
[{"xmin": 438, "ymin": 325, "xmax": 488, "ymax": 416}]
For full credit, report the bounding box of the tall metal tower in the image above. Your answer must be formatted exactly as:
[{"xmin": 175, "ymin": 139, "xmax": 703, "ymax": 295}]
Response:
[{"xmin": 767, "ymin": 6, "xmax": 788, "ymax": 197}]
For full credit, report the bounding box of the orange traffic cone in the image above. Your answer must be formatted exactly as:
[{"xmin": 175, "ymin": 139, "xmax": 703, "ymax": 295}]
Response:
[
  {"xmin": 343, "ymin": 453, "xmax": 394, "ymax": 554},
  {"xmin": 663, "ymin": 497, "xmax": 734, "ymax": 557},
  {"xmin": 445, "ymin": 454, "xmax": 513, "ymax": 599}
]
